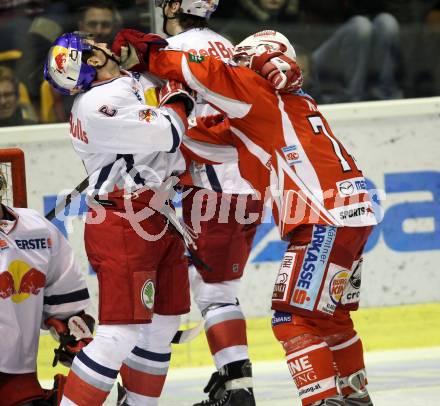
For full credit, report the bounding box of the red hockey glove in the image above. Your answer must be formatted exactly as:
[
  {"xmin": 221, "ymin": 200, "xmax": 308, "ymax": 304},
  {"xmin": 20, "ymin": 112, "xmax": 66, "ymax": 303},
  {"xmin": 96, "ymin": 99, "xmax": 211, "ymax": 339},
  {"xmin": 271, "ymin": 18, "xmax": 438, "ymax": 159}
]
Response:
[
  {"xmin": 111, "ymin": 29, "xmax": 168, "ymax": 71},
  {"xmin": 45, "ymin": 312, "xmax": 95, "ymax": 367},
  {"xmin": 250, "ymin": 50, "xmax": 303, "ymax": 92},
  {"xmin": 158, "ymin": 80, "xmax": 196, "ymax": 117}
]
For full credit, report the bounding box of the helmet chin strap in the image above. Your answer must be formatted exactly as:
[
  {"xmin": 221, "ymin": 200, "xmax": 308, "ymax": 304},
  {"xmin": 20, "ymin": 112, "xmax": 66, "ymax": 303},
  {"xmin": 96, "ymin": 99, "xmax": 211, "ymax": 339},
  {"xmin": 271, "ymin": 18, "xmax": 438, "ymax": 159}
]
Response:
[
  {"xmin": 92, "ymin": 46, "xmax": 120, "ymax": 70},
  {"xmin": 162, "ymin": 3, "xmax": 179, "ymax": 36}
]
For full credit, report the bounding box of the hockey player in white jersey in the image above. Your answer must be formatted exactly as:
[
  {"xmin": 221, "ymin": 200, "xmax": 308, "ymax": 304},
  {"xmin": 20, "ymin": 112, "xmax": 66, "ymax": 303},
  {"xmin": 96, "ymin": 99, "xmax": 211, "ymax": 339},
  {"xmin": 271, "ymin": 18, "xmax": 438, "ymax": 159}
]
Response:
[
  {"xmin": 44, "ymin": 32, "xmax": 195, "ymax": 405},
  {"xmin": 149, "ymin": 2, "xmax": 262, "ymax": 405},
  {"xmin": 0, "ymin": 170, "xmax": 93, "ymax": 406}
]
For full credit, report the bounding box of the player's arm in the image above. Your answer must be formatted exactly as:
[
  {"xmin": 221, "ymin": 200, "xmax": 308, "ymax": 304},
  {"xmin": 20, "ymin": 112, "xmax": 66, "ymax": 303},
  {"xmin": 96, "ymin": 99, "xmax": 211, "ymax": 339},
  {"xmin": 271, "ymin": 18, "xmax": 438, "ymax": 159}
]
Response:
[
  {"xmin": 148, "ymin": 50, "xmax": 259, "ymax": 119},
  {"xmin": 181, "ymin": 114, "xmax": 238, "ymax": 165},
  {"xmin": 111, "ymin": 30, "xmax": 270, "ymax": 119},
  {"xmin": 42, "ymin": 217, "xmax": 90, "ymax": 320},
  {"xmin": 39, "ymin": 216, "xmax": 94, "ymax": 366},
  {"xmin": 84, "ymin": 93, "xmax": 189, "ymax": 155}
]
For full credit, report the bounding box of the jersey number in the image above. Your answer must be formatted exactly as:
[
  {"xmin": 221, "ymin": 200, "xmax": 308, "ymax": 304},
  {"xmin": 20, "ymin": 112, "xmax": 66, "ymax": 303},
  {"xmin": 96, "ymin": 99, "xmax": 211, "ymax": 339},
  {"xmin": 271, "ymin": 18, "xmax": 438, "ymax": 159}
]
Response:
[{"xmin": 307, "ymin": 116, "xmax": 359, "ymax": 172}]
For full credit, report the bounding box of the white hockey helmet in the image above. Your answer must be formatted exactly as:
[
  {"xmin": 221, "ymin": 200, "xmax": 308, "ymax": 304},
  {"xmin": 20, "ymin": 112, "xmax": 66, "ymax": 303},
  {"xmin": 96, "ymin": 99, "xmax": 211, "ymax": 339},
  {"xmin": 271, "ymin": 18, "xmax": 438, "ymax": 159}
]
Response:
[
  {"xmin": 155, "ymin": 0, "xmax": 219, "ymax": 19},
  {"xmin": 232, "ymin": 30, "xmax": 296, "ymax": 66}
]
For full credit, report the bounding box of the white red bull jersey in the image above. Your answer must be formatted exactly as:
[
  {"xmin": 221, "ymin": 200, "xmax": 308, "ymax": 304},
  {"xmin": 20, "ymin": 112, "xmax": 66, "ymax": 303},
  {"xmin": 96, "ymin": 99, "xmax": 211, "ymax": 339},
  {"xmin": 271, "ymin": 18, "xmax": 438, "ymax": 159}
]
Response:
[
  {"xmin": 0, "ymin": 206, "xmax": 90, "ymax": 373},
  {"xmin": 166, "ymin": 28, "xmax": 254, "ymax": 194},
  {"xmin": 148, "ymin": 51, "xmax": 378, "ymax": 237},
  {"xmin": 70, "ymin": 71, "xmax": 186, "ymax": 197}
]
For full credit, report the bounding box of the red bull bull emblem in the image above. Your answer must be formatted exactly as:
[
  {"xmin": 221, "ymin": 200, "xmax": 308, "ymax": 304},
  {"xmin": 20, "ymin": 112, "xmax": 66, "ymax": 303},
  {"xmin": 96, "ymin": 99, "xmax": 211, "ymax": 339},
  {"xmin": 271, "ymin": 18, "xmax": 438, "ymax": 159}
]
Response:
[
  {"xmin": 52, "ymin": 46, "xmax": 68, "ymax": 74},
  {"xmin": 0, "ymin": 260, "xmax": 46, "ymax": 303},
  {"xmin": 139, "ymin": 109, "xmax": 157, "ymax": 123}
]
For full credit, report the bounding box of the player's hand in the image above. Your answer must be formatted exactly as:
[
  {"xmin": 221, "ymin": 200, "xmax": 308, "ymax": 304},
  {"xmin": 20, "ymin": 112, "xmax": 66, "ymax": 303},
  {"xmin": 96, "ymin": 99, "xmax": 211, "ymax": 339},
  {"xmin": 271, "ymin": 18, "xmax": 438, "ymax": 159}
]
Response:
[
  {"xmin": 111, "ymin": 29, "xmax": 168, "ymax": 71},
  {"xmin": 158, "ymin": 80, "xmax": 196, "ymax": 117},
  {"xmin": 250, "ymin": 50, "xmax": 303, "ymax": 92},
  {"xmin": 199, "ymin": 114, "xmax": 227, "ymax": 128},
  {"xmin": 45, "ymin": 312, "xmax": 95, "ymax": 367}
]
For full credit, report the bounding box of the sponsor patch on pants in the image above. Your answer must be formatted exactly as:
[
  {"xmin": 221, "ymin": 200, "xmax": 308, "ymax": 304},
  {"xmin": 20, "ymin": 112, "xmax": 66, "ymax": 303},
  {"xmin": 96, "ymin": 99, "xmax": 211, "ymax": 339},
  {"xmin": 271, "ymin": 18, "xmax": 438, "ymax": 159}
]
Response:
[
  {"xmin": 273, "ymin": 252, "xmax": 296, "ymax": 301},
  {"xmin": 318, "ymin": 263, "xmax": 350, "ymax": 315}
]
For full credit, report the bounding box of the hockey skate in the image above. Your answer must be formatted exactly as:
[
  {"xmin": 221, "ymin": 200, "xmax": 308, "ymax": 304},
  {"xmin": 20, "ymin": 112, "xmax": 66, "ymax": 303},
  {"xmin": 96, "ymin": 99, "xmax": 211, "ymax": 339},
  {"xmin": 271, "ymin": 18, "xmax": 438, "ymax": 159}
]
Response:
[
  {"xmin": 343, "ymin": 370, "xmax": 373, "ymax": 406},
  {"xmin": 344, "ymin": 392, "xmax": 373, "ymax": 406},
  {"xmin": 193, "ymin": 360, "xmax": 256, "ymax": 406},
  {"xmin": 310, "ymin": 396, "xmax": 346, "ymax": 406}
]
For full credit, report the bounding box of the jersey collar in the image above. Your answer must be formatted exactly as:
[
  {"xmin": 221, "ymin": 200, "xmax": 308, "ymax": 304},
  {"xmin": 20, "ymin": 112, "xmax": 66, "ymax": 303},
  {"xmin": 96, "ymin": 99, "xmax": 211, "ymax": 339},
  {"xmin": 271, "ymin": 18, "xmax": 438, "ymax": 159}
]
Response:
[{"xmin": 91, "ymin": 71, "xmax": 130, "ymax": 88}]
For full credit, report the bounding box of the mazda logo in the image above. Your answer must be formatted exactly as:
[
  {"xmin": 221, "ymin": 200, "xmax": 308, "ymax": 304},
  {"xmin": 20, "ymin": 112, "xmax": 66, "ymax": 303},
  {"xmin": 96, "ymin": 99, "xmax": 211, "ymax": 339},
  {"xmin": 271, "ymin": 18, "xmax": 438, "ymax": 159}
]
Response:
[{"xmin": 339, "ymin": 181, "xmax": 354, "ymax": 195}]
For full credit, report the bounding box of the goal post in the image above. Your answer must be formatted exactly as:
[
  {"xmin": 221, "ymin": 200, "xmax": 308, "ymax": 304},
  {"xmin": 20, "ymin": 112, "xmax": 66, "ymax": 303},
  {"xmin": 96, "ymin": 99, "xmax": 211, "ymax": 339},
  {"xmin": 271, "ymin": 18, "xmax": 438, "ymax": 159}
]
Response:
[{"xmin": 0, "ymin": 148, "xmax": 27, "ymax": 208}]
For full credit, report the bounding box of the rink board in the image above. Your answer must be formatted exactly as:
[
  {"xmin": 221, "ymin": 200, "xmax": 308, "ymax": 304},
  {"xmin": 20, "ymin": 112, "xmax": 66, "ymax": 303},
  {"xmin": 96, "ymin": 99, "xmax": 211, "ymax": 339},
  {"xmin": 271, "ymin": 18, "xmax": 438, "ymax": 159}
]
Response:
[{"xmin": 1, "ymin": 97, "xmax": 439, "ymax": 319}]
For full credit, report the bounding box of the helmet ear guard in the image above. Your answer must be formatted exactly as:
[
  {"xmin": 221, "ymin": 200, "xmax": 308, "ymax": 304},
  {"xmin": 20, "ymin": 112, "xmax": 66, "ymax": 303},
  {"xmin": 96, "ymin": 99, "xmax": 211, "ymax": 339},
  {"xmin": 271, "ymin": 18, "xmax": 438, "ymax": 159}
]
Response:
[{"xmin": 44, "ymin": 32, "xmax": 97, "ymax": 96}]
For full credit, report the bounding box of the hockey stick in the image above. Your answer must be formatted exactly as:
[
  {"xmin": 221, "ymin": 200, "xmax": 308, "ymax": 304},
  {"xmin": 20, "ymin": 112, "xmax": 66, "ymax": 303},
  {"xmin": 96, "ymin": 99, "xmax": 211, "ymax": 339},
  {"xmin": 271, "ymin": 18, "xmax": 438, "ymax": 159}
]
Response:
[
  {"xmin": 45, "ymin": 176, "xmax": 213, "ymax": 272},
  {"xmin": 45, "ymin": 177, "xmax": 90, "ymax": 221},
  {"xmin": 171, "ymin": 320, "xmax": 204, "ymax": 344}
]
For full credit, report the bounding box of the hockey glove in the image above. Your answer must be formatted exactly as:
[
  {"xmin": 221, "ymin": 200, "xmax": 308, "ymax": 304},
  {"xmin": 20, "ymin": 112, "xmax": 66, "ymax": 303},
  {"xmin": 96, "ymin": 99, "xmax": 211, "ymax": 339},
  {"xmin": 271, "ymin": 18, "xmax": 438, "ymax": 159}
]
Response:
[
  {"xmin": 158, "ymin": 80, "xmax": 196, "ymax": 117},
  {"xmin": 250, "ymin": 50, "xmax": 303, "ymax": 92},
  {"xmin": 111, "ymin": 29, "xmax": 168, "ymax": 71},
  {"xmin": 45, "ymin": 312, "xmax": 95, "ymax": 367}
]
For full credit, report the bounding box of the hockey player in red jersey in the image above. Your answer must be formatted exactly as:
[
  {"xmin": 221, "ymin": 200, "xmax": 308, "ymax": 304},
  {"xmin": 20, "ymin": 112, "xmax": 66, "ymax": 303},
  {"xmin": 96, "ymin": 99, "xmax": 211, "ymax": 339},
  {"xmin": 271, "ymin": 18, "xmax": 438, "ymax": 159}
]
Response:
[
  {"xmin": 112, "ymin": 29, "xmax": 376, "ymax": 406},
  {"xmin": 0, "ymin": 169, "xmax": 94, "ymax": 406},
  {"xmin": 45, "ymin": 32, "xmax": 195, "ymax": 405}
]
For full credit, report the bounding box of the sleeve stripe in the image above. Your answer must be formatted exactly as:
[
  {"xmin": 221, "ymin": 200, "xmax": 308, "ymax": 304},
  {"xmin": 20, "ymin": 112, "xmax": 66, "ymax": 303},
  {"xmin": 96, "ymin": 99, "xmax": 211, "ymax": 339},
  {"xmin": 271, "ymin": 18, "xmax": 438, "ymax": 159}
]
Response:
[
  {"xmin": 94, "ymin": 159, "xmax": 117, "ymax": 191},
  {"xmin": 163, "ymin": 114, "xmax": 181, "ymax": 153},
  {"xmin": 205, "ymin": 165, "xmax": 222, "ymax": 193},
  {"xmin": 121, "ymin": 154, "xmax": 146, "ymax": 185},
  {"xmin": 44, "ymin": 288, "xmax": 90, "ymax": 305}
]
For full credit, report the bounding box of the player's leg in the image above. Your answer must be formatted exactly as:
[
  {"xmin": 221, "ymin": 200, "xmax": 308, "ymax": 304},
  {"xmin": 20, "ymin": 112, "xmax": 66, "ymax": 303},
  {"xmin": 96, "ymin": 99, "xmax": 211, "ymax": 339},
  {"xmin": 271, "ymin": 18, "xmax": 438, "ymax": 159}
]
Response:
[
  {"xmin": 191, "ymin": 271, "xmax": 254, "ymax": 406},
  {"xmin": 62, "ymin": 199, "xmax": 162, "ymax": 405},
  {"xmin": 119, "ymin": 314, "xmax": 181, "ymax": 406},
  {"xmin": 183, "ymin": 189, "xmax": 261, "ymax": 406},
  {"xmin": 61, "ymin": 324, "xmax": 141, "ymax": 405},
  {"xmin": 119, "ymin": 230, "xmax": 190, "ymax": 405},
  {"xmin": 271, "ymin": 225, "xmax": 373, "ymax": 406}
]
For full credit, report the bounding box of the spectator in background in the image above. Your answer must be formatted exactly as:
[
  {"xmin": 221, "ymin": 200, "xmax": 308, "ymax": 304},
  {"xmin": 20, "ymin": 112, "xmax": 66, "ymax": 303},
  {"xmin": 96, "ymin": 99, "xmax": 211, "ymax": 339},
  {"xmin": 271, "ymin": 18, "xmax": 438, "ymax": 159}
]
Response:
[
  {"xmin": 409, "ymin": 0, "xmax": 440, "ymax": 97},
  {"xmin": 301, "ymin": 1, "xmax": 403, "ymax": 103},
  {"xmin": 78, "ymin": 0, "xmax": 120, "ymax": 44},
  {"xmin": 0, "ymin": 0, "xmax": 45, "ymax": 57},
  {"xmin": 0, "ymin": 66, "xmax": 37, "ymax": 126},
  {"xmin": 211, "ymin": 0, "xmax": 299, "ymax": 43},
  {"xmin": 236, "ymin": 0, "xmax": 298, "ymax": 24},
  {"xmin": 214, "ymin": 0, "xmax": 404, "ymax": 103},
  {"xmin": 15, "ymin": 1, "xmax": 72, "ymax": 111}
]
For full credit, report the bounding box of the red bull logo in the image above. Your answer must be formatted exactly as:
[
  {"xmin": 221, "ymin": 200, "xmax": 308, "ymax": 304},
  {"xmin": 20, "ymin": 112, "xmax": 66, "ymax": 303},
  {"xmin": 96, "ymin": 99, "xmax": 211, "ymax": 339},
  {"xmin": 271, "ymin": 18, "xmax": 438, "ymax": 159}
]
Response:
[
  {"xmin": 0, "ymin": 260, "xmax": 46, "ymax": 303},
  {"xmin": 139, "ymin": 109, "xmax": 157, "ymax": 123},
  {"xmin": 52, "ymin": 46, "xmax": 68, "ymax": 74}
]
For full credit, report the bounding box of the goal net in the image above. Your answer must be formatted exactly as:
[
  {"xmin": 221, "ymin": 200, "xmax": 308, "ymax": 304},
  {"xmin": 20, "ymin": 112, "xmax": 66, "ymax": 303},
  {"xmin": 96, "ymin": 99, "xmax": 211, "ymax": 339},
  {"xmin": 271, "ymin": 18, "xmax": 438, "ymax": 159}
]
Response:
[{"xmin": 0, "ymin": 148, "xmax": 27, "ymax": 208}]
